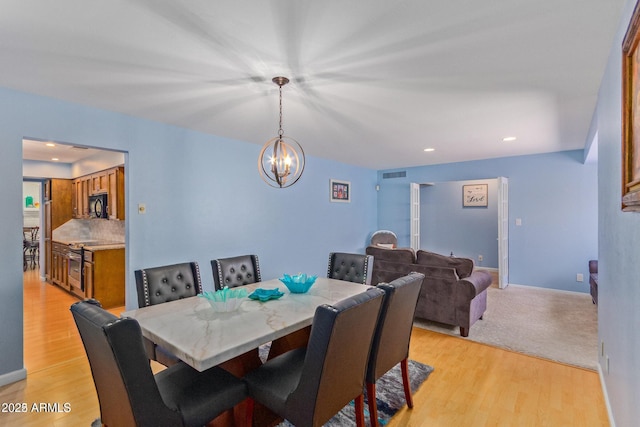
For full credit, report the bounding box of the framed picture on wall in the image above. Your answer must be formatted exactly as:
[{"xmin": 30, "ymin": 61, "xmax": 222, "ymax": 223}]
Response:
[
  {"xmin": 330, "ymin": 179, "xmax": 351, "ymax": 203},
  {"xmin": 622, "ymin": 1, "xmax": 640, "ymax": 211},
  {"xmin": 463, "ymin": 184, "xmax": 488, "ymax": 207}
]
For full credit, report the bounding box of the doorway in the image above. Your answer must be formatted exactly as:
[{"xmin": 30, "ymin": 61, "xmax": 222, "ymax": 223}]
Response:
[
  {"xmin": 414, "ymin": 178, "xmax": 508, "ymax": 286},
  {"xmin": 22, "ymin": 138, "xmax": 128, "ymax": 372}
]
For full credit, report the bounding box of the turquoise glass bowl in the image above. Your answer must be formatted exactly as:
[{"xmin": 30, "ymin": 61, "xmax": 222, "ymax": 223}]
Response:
[
  {"xmin": 199, "ymin": 287, "xmax": 247, "ymax": 312},
  {"xmin": 279, "ymin": 273, "xmax": 317, "ymax": 293},
  {"xmin": 248, "ymin": 288, "xmax": 285, "ymax": 302}
]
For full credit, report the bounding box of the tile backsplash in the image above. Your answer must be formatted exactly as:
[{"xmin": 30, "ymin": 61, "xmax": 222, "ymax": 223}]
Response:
[{"xmin": 52, "ymin": 219, "xmax": 125, "ymax": 243}]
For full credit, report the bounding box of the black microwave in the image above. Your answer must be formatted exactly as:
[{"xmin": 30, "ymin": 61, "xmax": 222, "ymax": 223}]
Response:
[{"xmin": 89, "ymin": 193, "xmax": 108, "ymax": 219}]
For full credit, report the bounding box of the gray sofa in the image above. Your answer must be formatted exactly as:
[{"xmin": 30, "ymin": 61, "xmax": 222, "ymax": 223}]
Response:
[{"xmin": 365, "ymin": 245, "xmax": 492, "ymax": 336}]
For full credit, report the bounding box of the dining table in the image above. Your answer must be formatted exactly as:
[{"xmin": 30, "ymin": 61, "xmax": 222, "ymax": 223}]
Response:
[{"xmin": 121, "ymin": 277, "xmax": 371, "ymax": 372}]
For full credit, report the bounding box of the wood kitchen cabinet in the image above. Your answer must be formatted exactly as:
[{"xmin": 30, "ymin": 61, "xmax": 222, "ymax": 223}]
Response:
[
  {"xmin": 51, "ymin": 242, "xmax": 70, "ymax": 291},
  {"xmin": 71, "ymin": 166, "xmax": 124, "ymax": 220},
  {"xmin": 83, "ymin": 256, "xmax": 93, "ymax": 301},
  {"xmin": 107, "ymin": 166, "xmax": 125, "ymax": 220},
  {"xmin": 44, "ymin": 179, "xmax": 73, "ymax": 282},
  {"xmin": 84, "ymin": 248, "xmax": 124, "ymax": 308},
  {"xmin": 72, "ymin": 176, "xmax": 91, "ymax": 218},
  {"xmin": 91, "ymin": 171, "xmax": 108, "ymax": 195}
]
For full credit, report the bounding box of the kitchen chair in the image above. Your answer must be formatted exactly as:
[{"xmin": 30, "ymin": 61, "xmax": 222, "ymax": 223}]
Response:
[
  {"xmin": 71, "ymin": 299, "xmax": 248, "ymax": 427},
  {"xmin": 211, "ymin": 254, "xmax": 261, "ymax": 290},
  {"xmin": 23, "ymin": 226, "xmax": 39, "ymax": 270},
  {"xmin": 327, "ymin": 252, "xmax": 374, "ymax": 285},
  {"xmin": 134, "ymin": 262, "xmax": 203, "ymax": 366},
  {"xmin": 366, "ymin": 272, "xmax": 425, "ymax": 427},
  {"xmin": 243, "ymin": 287, "xmax": 385, "ymax": 427}
]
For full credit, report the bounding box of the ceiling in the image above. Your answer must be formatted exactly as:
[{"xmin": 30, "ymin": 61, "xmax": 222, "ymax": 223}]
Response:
[
  {"xmin": 8, "ymin": 1, "xmax": 625, "ymax": 170},
  {"xmin": 22, "ymin": 139, "xmax": 105, "ymax": 163}
]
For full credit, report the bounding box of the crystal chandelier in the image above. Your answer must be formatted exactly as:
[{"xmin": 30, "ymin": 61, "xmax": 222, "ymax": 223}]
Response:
[{"xmin": 258, "ymin": 77, "xmax": 305, "ymax": 188}]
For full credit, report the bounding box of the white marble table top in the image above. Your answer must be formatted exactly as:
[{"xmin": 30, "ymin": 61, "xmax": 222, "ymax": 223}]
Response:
[{"xmin": 122, "ymin": 278, "xmax": 370, "ymax": 371}]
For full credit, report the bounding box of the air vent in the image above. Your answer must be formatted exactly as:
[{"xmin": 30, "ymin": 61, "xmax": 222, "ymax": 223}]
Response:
[{"xmin": 382, "ymin": 171, "xmax": 407, "ymax": 179}]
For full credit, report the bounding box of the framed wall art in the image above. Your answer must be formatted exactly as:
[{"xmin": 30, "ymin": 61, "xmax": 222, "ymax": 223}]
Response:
[
  {"xmin": 463, "ymin": 184, "xmax": 488, "ymax": 207},
  {"xmin": 622, "ymin": 1, "xmax": 640, "ymax": 211},
  {"xmin": 330, "ymin": 179, "xmax": 350, "ymax": 203}
]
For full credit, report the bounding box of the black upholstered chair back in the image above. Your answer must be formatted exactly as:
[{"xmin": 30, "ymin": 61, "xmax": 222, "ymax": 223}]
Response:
[
  {"xmin": 134, "ymin": 262, "xmax": 203, "ymax": 308},
  {"xmin": 72, "ymin": 300, "xmax": 248, "ymax": 427},
  {"xmin": 211, "ymin": 255, "xmax": 261, "ymax": 290},
  {"xmin": 286, "ymin": 288, "xmax": 384, "ymax": 426},
  {"xmin": 368, "ymin": 272, "xmax": 424, "ymax": 380},
  {"xmin": 365, "ymin": 272, "xmax": 425, "ymax": 426},
  {"xmin": 70, "ymin": 300, "xmax": 183, "ymax": 426},
  {"xmin": 327, "ymin": 252, "xmax": 374, "ymax": 285}
]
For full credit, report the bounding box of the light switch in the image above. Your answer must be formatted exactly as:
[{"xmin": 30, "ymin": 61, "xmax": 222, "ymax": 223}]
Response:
[
  {"xmin": 138, "ymin": 203, "xmax": 146, "ymax": 214},
  {"xmin": 515, "ymin": 218, "xmax": 522, "ymax": 226}
]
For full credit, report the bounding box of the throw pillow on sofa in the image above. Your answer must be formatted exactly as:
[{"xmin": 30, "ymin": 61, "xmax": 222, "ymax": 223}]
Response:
[{"xmin": 416, "ymin": 250, "xmax": 474, "ymax": 279}]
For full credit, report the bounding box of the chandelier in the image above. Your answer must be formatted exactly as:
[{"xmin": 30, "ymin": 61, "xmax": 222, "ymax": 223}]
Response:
[{"xmin": 258, "ymin": 77, "xmax": 305, "ymax": 188}]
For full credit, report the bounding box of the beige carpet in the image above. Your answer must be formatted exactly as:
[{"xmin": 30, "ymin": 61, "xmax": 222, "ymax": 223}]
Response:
[{"xmin": 413, "ymin": 285, "xmax": 598, "ymax": 370}]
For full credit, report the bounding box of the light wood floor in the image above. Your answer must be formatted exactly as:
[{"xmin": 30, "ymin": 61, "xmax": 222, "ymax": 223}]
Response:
[{"xmin": 0, "ymin": 270, "xmax": 609, "ymax": 426}]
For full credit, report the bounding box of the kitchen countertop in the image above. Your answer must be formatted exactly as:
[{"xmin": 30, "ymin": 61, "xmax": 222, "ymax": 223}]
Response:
[{"xmin": 53, "ymin": 239, "xmax": 125, "ymax": 251}]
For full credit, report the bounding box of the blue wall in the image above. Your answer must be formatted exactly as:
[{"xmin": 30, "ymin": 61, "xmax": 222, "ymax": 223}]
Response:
[
  {"xmin": 595, "ymin": 0, "xmax": 640, "ymax": 424},
  {"xmin": 0, "ymin": 87, "xmax": 377, "ymax": 383},
  {"xmin": 420, "ymin": 179, "xmax": 498, "ymax": 267},
  {"xmin": 377, "ymin": 150, "xmax": 598, "ymax": 292}
]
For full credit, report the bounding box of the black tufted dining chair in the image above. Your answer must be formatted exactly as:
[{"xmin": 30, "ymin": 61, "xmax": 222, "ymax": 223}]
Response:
[
  {"xmin": 327, "ymin": 252, "xmax": 374, "ymax": 285},
  {"xmin": 134, "ymin": 262, "xmax": 203, "ymax": 366},
  {"xmin": 71, "ymin": 299, "xmax": 248, "ymax": 427},
  {"xmin": 366, "ymin": 272, "xmax": 425, "ymax": 427},
  {"xmin": 243, "ymin": 288, "xmax": 385, "ymax": 427},
  {"xmin": 211, "ymin": 255, "xmax": 261, "ymax": 291}
]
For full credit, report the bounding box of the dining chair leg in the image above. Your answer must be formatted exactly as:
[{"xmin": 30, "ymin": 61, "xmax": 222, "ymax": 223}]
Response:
[
  {"xmin": 401, "ymin": 358, "xmax": 414, "ymax": 408},
  {"xmin": 355, "ymin": 394, "xmax": 366, "ymax": 427},
  {"xmin": 367, "ymin": 382, "xmax": 379, "ymax": 427},
  {"xmin": 245, "ymin": 397, "xmax": 254, "ymax": 427}
]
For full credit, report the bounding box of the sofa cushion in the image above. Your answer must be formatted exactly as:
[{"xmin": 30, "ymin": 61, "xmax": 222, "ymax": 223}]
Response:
[
  {"xmin": 415, "ymin": 250, "xmax": 473, "ymax": 279},
  {"xmin": 365, "ymin": 246, "xmax": 416, "ymax": 264}
]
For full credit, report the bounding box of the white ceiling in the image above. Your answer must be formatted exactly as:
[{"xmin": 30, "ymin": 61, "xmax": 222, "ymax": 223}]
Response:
[
  {"xmin": 22, "ymin": 139, "xmax": 105, "ymax": 163},
  {"xmin": 7, "ymin": 1, "xmax": 625, "ymax": 170}
]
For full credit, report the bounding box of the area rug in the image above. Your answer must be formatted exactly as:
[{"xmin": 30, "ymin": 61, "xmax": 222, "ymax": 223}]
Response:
[
  {"xmin": 276, "ymin": 360, "xmax": 433, "ymax": 427},
  {"xmin": 413, "ymin": 285, "xmax": 598, "ymax": 370}
]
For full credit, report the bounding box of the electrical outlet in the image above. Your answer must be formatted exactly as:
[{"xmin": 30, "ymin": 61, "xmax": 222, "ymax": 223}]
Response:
[
  {"xmin": 576, "ymin": 273, "xmax": 584, "ymax": 282},
  {"xmin": 478, "ymin": 255, "xmax": 483, "ymax": 262}
]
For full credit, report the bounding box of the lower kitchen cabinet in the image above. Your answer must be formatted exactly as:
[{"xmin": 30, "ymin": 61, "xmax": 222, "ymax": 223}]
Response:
[
  {"xmin": 83, "ymin": 248, "xmax": 124, "ymax": 308},
  {"xmin": 51, "ymin": 242, "xmax": 69, "ymax": 291}
]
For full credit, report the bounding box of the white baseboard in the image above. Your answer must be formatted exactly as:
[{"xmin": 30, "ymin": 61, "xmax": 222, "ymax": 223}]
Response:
[
  {"xmin": 0, "ymin": 368, "xmax": 26, "ymax": 387},
  {"xmin": 505, "ymin": 283, "xmax": 590, "ymax": 296},
  {"xmin": 598, "ymin": 363, "xmax": 616, "ymax": 427}
]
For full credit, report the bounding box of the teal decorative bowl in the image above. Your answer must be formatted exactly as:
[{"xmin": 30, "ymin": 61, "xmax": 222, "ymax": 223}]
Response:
[
  {"xmin": 199, "ymin": 287, "xmax": 247, "ymax": 312},
  {"xmin": 279, "ymin": 273, "xmax": 317, "ymax": 293},
  {"xmin": 248, "ymin": 288, "xmax": 285, "ymax": 302}
]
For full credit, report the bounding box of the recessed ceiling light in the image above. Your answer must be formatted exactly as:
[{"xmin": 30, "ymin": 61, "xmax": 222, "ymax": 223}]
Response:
[
  {"xmin": 51, "ymin": 157, "xmax": 59, "ymax": 161},
  {"xmin": 502, "ymin": 136, "xmax": 517, "ymax": 142},
  {"xmin": 46, "ymin": 143, "xmax": 56, "ymax": 147},
  {"xmin": 423, "ymin": 148, "xmax": 435, "ymax": 152}
]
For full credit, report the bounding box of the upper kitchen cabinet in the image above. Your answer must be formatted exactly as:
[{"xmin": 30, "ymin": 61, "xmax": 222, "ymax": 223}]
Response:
[
  {"xmin": 72, "ymin": 166, "xmax": 124, "ymax": 220},
  {"xmin": 72, "ymin": 176, "xmax": 91, "ymax": 218},
  {"xmin": 91, "ymin": 170, "xmax": 108, "ymax": 195},
  {"xmin": 107, "ymin": 166, "xmax": 124, "ymax": 220}
]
